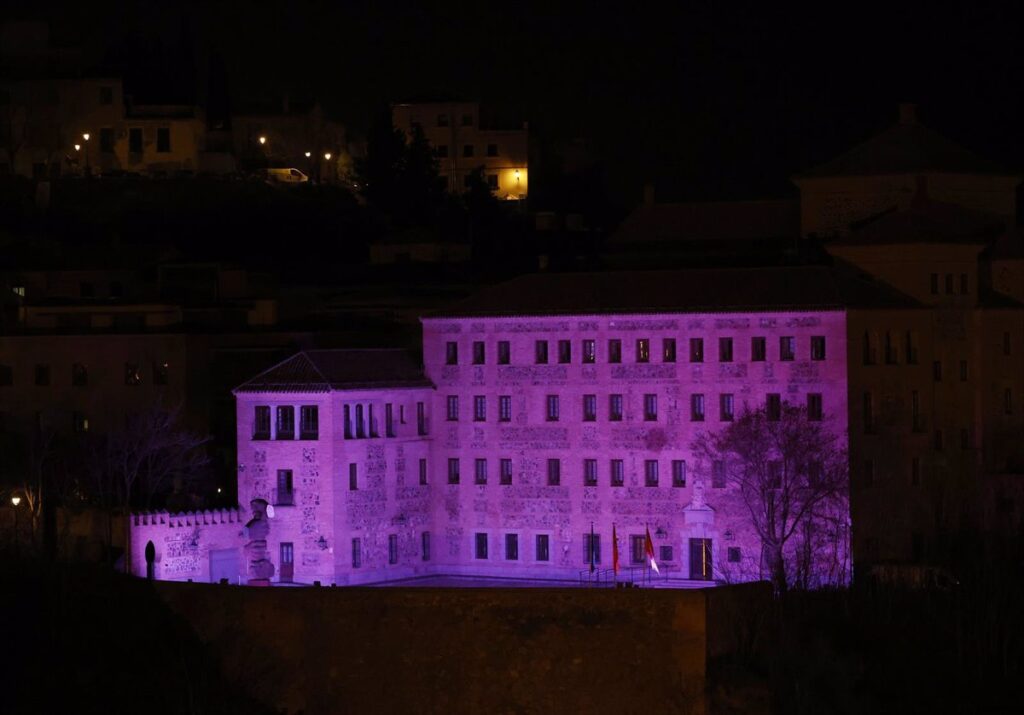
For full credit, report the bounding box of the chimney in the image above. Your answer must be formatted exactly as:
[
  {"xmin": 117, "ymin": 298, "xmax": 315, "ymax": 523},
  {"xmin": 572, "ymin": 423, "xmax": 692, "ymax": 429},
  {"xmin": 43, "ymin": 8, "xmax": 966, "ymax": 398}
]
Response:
[
  {"xmin": 899, "ymin": 102, "xmax": 917, "ymax": 125},
  {"xmin": 643, "ymin": 182, "xmax": 656, "ymax": 207}
]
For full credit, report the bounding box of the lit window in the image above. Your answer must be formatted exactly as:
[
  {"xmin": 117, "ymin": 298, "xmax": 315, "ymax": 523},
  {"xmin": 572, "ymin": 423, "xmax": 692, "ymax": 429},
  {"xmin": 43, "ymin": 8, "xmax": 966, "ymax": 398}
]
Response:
[
  {"xmin": 636, "ymin": 339, "xmax": 650, "ymax": 363},
  {"xmin": 582, "ymin": 339, "xmax": 596, "ymax": 364},
  {"xmin": 662, "ymin": 338, "xmax": 676, "ymax": 362}
]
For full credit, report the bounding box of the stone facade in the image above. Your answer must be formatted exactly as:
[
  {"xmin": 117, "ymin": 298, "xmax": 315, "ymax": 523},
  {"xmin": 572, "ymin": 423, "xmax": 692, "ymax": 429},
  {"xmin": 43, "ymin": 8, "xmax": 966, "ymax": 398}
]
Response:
[{"xmin": 129, "ymin": 309, "xmax": 850, "ymax": 588}]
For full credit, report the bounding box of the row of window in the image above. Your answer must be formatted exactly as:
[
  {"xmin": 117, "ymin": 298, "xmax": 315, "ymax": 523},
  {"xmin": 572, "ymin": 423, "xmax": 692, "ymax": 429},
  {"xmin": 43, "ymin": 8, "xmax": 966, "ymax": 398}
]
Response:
[
  {"xmin": 254, "ymin": 406, "xmax": 320, "ymax": 441},
  {"xmin": 0, "ymin": 362, "xmax": 169, "ymax": 387},
  {"xmin": 442, "ymin": 457, "xmax": 724, "ymax": 488},
  {"xmin": 444, "ymin": 336, "xmax": 827, "ymax": 366},
  {"xmin": 434, "ymin": 143, "xmax": 501, "ymax": 159},
  {"xmin": 447, "ymin": 392, "xmax": 825, "ymax": 423},
  {"xmin": 350, "ymin": 532, "xmax": 432, "ymax": 568}
]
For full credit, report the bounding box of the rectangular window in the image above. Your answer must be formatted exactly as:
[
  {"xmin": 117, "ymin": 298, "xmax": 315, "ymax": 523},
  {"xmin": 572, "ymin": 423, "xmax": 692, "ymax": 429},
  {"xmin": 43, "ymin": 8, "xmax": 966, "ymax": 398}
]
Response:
[
  {"xmin": 728, "ymin": 547, "xmax": 741, "ymax": 563},
  {"xmin": 584, "ymin": 459, "xmax": 598, "ymax": 486},
  {"xmin": 690, "ymin": 393, "xmax": 705, "ymax": 421},
  {"xmin": 253, "ymin": 406, "xmax": 271, "ymax": 440},
  {"xmin": 505, "ymin": 533, "xmax": 519, "ymax": 560},
  {"xmin": 448, "ymin": 458, "xmax": 460, "ymax": 484},
  {"xmin": 720, "ymin": 393, "xmax": 734, "ymax": 422},
  {"xmin": 546, "ymin": 395, "xmax": 560, "ymax": 421},
  {"xmin": 863, "ymin": 332, "xmax": 877, "ymax": 365},
  {"xmin": 933, "ymin": 360, "xmax": 942, "ymax": 382},
  {"xmin": 385, "ymin": 403, "xmax": 395, "ymax": 437},
  {"xmin": 349, "ymin": 463, "xmax": 358, "ymax": 491},
  {"xmin": 536, "ymin": 534, "xmax": 550, "ymax": 561},
  {"xmin": 930, "ymin": 273, "xmax": 939, "ymax": 294},
  {"xmin": 609, "ymin": 394, "xmax": 623, "ymax": 421},
  {"xmin": 610, "ymin": 459, "xmax": 624, "ymax": 487},
  {"xmin": 446, "ymin": 395, "xmax": 459, "ymax": 421},
  {"xmin": 660, "ymin": 545, "xmax": 674, "ymax": 562},
  {"xmin": 712, "ymin": 460, "xmax": 726, "ymax": 488},
  {"xmin": 912, "ymin": 391, "xmax": 923, "ymax": 431},
  {"xmin": 644, "ymin": 460, "xmax": 659, "ymax": 487},
  {"xmin": 780, "ymin": 336, "xmax": 795, "ymax": 361},
  {"xmin": 497, "ymin": 341, "xmax": 510, "ymax": 364},
  {"xmin": 124, "ymin": 363, "xmax": 140, "ymax": 386},
  {"xmin": 885, "ymin": 332, "xmax": 899, "ymax": 364},
  {"xmin": 662, "ymin": 338, "xmax": 677, "ymax": 362},
  {"xmin": 863, "ymin": 392, "xmax": 874, "ymax": 433},
  {"xmin": 388, "ymin": 534, "xmax": 399, "ymax": 565},
  {"xmin": 583, "ymin": 394, "xmax": 597, "ymax": 421},
  {"xmin": 811, "ymin": 336, "xmax": 826, "ymax": 361},
  {"xmin": 751, "ymin": 337, "xmax": 766, "ymax": 362},
  {"xmin": 487, "ymin": 143, "xmax": 499, "ymax": 157},
  {"xmin": 582, "ymin": 339, "xmax": 596, "ymax": 364},
  {"xmin": 72, "ymin": 411, "xmax": 89, "ymax": 433},
  {"xmin": 472, "ymin": 341, "xmax": 485, "ymax": 364},
  {"xmin": 945, "ymin": 274, "xmax": 954, "ymax": 294},
  {"xmin": 807, "ymin": 393, "xmax": 823, "ymax": 421},
  {"xmin": 672, "ymin": 460, "xmax": 686, "ymax": 487},
  {"xmin": 906, "ymin": 331, "xmax": 920, "ymax": 364},
  {"xmin": 960, "ymin": 360, "xmax": 968, "ymax": 381},
  {"xmin": 352, "ymin": 538, "xmax": 361, "ymax": 568},
  {"xmin": 643, "ymin": 394, "xmax": 658, "ymax": 421},
  {"xmin": 558, "ymin": 340, "xmax": 572, "ymax": 363},
  {"xmin": 446, "ymin": 341, "xmax": 458, "ymax": 365},
  {"xmin": 419, "ymin": 458, "xmax": 428, "ymax": 485},
  {"xmin": 608, "ymin": 339, "xmax": 622, "ymax": 363},
  {"xmin": 300, "ymin": 405, "xmax": 319, "ymax": 439},
  {"xmin": 719, "ymin": 337, "xmax": 733, "ymax": 362},
  {"xmin": 473, "ymin": 395, "xmax": 487, "ymax": 422},
  {"xmin": 584, "ymin": 533, "xmax": 601, "ymax": 566},
  {"xmin": 156, "ymin": 127, "xmax": 170, "ymax": 152},
  {"xmin": 128, "ymin": 127, "xmax": 143, "ymax": 153},
  {"xmin": 689, "ymin": 338, "xmax": 704, "ymax": 363},
  {"xmin": 767, "ymin": 393, "xmax": 781, "ymax": 421},
  {"xmin": 417, "ymin": 401, "xmax": 427, "ymax": 435},
  {"xmin": 535, "ymin": 340, "xmax": 549, "ymax": 364},
  {"xmin": 547, "ymin": 458, "xmax": 561, "ymax": 486},
  {"xmin": 475, "ymin": 458, "xmax": 487, "ymax": 485},
  {"xmin": 422, "ymin": 532, "xmax": 431, "ymax": 561},
  {"xmin": 475, "ymin": 533, "xmax": 488, "ymax": 559},
  {"xmin": 275, "ymin": 406, "xmax": 295, "ymax": 440},
  {"xmin": 499, "ymin": 395, "xmax": 512, "ymax": 422},
  {"xmin": 636, "ymin": 338, "xmax": 650, "ymax": 363},
  {"xmin": 1004, "ymin": 331, "xmax": 1012, "ymax": 356},
  {"xmin": 630, "ymin": 535, "xmax": 645, "ymax": 564},
  {"xmin": 500, "ymin": 458, "xmax": 513, "ymax": 485}
]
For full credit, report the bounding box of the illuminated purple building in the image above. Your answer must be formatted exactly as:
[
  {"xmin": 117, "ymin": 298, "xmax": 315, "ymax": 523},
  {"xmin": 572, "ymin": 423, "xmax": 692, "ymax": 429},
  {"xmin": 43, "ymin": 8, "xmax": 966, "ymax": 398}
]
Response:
[{"xmin": 130, "ymin": 268, "xmax": 851, "ymax": 587}]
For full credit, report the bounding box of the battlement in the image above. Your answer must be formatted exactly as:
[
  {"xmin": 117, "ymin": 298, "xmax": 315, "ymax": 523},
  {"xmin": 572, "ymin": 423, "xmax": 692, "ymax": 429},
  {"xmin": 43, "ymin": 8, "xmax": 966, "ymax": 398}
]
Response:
[{"xmin": 132, "ymin": 508, "xmax": 243, "ymax": 528}]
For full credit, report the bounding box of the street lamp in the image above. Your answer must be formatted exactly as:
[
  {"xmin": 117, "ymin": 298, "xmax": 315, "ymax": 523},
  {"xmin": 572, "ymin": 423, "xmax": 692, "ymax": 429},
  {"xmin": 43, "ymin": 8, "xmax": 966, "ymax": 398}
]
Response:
[
  {"xmin": 82, "ymin": 132, "xmax": 92, "ymax": 175},
  {"xmin": 304, "ymin": 151, "xmax": 311, "ymax": 158},
  {"xmin": 258, "ymin": 136, "xmax": 267, "ymax": 145},
  {"xmin": 10, "ymin": 496, "xmax": 20, "ymax": 507},
  {"xmin": 10, "ymin": 494, "xmax": 20, "ymax": 557},
  {"xmin": 74, "ymin": 144, "xmax": 81, "ymax": 152},
  {"xmin": 323, "ymin": 152, "xmax": 331, "ymax": 160},
  {"xmin": 82, "ymin": 132, "xmax": 90, "ymax": 141}
]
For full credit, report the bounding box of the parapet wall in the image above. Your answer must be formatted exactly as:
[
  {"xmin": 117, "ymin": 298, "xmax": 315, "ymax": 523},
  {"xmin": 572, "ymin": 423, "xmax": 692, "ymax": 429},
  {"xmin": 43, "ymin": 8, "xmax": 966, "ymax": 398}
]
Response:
[{"xmin": 129, "ymin": 508, "xmax": 246, "ymax": 583}]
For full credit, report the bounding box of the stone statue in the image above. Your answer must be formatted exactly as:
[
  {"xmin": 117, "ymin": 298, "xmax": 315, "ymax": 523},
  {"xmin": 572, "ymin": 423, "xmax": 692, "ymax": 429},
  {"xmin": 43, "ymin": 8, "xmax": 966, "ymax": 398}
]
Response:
[{"xmin": 244, "ymin": 498, "xmax": 275, "ymax": 586}]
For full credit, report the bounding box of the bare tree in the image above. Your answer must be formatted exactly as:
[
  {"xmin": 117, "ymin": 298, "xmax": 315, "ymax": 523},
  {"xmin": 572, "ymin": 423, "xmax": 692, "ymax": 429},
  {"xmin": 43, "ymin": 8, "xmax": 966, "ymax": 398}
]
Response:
[
  {"xmin": 86, "ymin": 403, "xmax": 211, "ymax": 566},
  {"xmin": 693, "ymin": 402, "xmax": 849, "ymax": 592}
]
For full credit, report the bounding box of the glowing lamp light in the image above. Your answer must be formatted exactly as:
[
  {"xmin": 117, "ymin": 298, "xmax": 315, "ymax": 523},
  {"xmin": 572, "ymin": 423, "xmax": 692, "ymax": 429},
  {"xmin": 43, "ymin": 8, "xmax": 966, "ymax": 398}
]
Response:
[
  {"xmin": 74, "ymin": 144, "xmax": 81, "ymax": 151},
  {"xmin": 258, "ymin": 136, "xmax": 267, "ymax": 145},
  {"xmin": 304, "ymin": 151, "xmax": 311, "ymax": 158},
  {"xmin": 323, "ymin": 152, "xmax": 332, "ymax": 161},
  {"xmin": 216, "ymin": 487, "xmax": 222, "ymax": 494},
  {"xmin": 10, "ymin": 496, "xmax": 20, "ymax": 507},
  {"xmin": 82, "ymin": 133, "xmax": 90, "ymax": 141}
]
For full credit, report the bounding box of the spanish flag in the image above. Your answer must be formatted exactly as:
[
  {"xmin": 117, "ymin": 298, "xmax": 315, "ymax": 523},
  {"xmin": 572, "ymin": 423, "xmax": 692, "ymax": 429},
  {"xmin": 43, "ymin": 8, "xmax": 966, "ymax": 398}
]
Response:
[
  {"xmin": 644, "ymin": 525, "xmax": 660, "ymax": 574},
  {"xmin": 612, "ymin": 523, "xmax": 620, "ymax": 574}
]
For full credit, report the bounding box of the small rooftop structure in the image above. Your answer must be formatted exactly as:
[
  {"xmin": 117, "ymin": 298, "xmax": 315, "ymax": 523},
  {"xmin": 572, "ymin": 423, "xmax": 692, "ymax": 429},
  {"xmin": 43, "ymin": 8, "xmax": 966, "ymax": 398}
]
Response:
[{"xmin": 233, "ymin": 349, "xmax": 431, "ymax": 393}]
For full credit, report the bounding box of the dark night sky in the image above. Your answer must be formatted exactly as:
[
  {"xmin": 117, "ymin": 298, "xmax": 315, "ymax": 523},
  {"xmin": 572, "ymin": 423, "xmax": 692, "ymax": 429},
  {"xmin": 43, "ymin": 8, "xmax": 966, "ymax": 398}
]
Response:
[{"xmin": 12, "ymin": 1, "xmax": 1024, "ymax": 204}]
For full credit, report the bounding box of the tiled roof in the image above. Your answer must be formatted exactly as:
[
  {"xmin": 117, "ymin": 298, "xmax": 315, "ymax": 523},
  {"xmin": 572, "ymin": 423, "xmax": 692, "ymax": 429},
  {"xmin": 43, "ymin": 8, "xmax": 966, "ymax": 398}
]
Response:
[
  {"xmin": 831, "ymin": 199, "xmax": 1005, "ymax": 247},
  {"xmin": 796, "ymin": 116, "xmax": 1013, "ymax": 179},
  {"xmin": 427, "ymin": 265, "xmax": 920, "ymax": 318},
  {"xmin": 609, "ymin": 199, "xmax": 799, "ymax": 245},
  {"xmin": 234, "ymin": 349, "xmax": 431, "ymax": 393}
]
